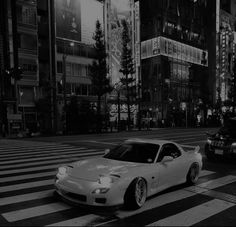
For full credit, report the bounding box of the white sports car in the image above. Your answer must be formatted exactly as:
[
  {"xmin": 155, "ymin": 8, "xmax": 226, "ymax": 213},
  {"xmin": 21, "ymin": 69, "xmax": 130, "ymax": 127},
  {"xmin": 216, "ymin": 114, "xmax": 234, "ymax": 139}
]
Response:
[{"xmin": 55, "ymin": 138, "xmax": 202, "ymax": 209}]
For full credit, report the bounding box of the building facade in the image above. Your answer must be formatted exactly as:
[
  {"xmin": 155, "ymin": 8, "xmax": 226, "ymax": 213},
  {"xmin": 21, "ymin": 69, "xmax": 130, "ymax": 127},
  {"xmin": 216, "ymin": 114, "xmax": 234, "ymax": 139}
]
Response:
[
  {"xmin": 54, "ymin": 0, "xmax": 104, "ymax": 132},
  {"xmin": 139, "ymin": 0, "xmax": 209, "ymax": 127}
]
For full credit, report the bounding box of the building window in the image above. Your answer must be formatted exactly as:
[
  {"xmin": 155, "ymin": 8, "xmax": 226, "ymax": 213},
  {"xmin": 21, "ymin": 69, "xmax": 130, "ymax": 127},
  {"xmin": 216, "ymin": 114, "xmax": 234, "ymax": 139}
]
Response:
[
  {"xmin": 19, "ymin": 58, "xmax": 37, "ymax": 74},
  {"xmin": 66, "ymin": 62, "xmax": 71, "ymax": 75},
  {"xmin": 17, "ymin": 5, "xmax": 36, "ymax": 25},
  {"xmin": 18, "ymin": 33, "xmax": 37, "ymax": 50}
]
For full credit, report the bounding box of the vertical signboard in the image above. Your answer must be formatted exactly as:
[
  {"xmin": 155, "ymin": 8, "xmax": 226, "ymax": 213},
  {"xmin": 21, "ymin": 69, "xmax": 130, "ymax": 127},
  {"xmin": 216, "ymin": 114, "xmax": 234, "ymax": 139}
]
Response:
[{"xmin": 134, "ymin": 1, "xmax": 140, "ymax": 67}]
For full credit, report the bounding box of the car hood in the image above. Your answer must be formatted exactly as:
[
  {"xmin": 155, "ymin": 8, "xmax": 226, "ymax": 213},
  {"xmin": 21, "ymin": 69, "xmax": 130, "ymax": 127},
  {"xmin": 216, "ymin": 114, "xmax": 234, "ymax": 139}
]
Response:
[{"xmin": 68, "ymin": 157, "xmax": 144, "ymax": 181}]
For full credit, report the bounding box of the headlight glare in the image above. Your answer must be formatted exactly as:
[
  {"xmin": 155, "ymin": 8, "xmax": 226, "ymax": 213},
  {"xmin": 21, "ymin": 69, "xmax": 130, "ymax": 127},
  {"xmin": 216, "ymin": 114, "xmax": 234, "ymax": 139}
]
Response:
[{"xmin": 58, "ymin": 167, "xmax": 67, "ymax": 175}]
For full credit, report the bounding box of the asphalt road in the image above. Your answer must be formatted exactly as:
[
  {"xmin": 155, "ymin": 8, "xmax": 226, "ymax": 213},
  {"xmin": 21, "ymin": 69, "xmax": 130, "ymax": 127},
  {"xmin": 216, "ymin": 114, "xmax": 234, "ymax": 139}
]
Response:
[{"xmin": 0, "ymin": 127, "xmax": 236, "ymax": 226}]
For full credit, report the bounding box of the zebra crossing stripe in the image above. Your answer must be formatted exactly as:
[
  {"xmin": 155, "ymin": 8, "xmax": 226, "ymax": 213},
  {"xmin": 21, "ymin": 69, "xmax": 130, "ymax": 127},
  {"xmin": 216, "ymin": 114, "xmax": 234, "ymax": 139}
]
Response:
[
  {"xmin": 186, "ymin": 175, "xmax": 236, "ymax": 194},
  {"xmin": 0, "ymin": 190, "xmax": 54, "ymax": 206},
  {"xmin": 2, "ymin": 202, "xmax": 71, "ymax": 222},
  {"xmin": 0, "ymin": 154, "xmax": 103, "ymax": 176},
  {"xmin": 0, "ymin": 150, "xmax": 90, "ymax": 161},
  {"xmin": 0, "ymin": 171, "xmax": 56, "ymax": 183},
  {"xmin": 146, "ymin": 199, "xmax": 235, "ymax": 226},
  {"xmin": 0, "ymin": 151, "xmax": 104, "ymax": 170},
  {"xmin": 0, "ymin": 150, "xmax": 99, "ymax": 165},
  {"xmin": 47, "ymin": 214, "xmax": 101, "ymax": 226},
  {"xmin": 0, "ymin": 147, "xmax": 88, "ymax": 157},
  {"xmin": 0, "ymin": 179, "xmax": 54, "ymax": 193},
  {"xmin": 198, "ymin": 170, "xmax": 215, "ymax": 177},
  {"xmin": 0, "ymin": 144, "xmax": 73, "ymax": 150}
]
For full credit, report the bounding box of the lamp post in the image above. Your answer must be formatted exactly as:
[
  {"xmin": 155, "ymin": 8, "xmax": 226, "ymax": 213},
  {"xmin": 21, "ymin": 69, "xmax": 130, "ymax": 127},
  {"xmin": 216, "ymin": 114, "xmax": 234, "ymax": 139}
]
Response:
[{"xmin": 62, "ymin": 41, "xmax": 74, "ymax": 134}]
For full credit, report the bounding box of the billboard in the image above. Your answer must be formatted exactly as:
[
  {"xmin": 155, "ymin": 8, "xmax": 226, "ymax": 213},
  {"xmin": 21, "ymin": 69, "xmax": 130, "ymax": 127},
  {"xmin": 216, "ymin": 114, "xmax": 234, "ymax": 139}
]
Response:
[
  {"xmin": 141, "ymin": 36, "xmax": 208, "ymax": 67},
  {"xmin": 55, "ymin": 0, "xmax": 103, "ymax": 44},
  {"xmin": 55, "ymin": 0, "xmax": 82, "ymax": 42}
]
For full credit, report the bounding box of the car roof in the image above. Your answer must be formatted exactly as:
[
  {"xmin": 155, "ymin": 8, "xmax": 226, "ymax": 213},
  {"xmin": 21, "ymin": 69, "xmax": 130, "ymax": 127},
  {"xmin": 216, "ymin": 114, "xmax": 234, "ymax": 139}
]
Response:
[{"xmin": 125, "ymin": 138, "xmax": 174, "ymax": 146}]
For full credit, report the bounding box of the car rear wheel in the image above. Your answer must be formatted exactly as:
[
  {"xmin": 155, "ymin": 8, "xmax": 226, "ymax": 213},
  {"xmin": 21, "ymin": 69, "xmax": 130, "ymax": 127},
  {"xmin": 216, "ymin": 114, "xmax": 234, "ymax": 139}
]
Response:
[
  {"xmin": 124, "ymin": 177, "xmax": 147, "ymax": 209},
  {"xmin": 186, "ymin": 163, "xmax": 200, "ymax": 185}
]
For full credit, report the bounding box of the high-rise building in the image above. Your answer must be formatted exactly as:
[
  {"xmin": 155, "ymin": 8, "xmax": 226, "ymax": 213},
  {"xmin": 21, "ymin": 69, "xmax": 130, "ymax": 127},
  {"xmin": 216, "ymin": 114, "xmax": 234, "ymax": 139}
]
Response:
[
  {"xmin": 139, "ymin": 0, "xmax": 209, "ymax": 127},
  {"xmin": 54, "ymin": 0, "xmax": 104, "ymax": 132},
  {"xmin": 1, "ymin": 0, "xmax": 106, "ymax": 135},
  {"xmin": 214, "ymin": 0, "xmax": 236, "ymax": 104}
]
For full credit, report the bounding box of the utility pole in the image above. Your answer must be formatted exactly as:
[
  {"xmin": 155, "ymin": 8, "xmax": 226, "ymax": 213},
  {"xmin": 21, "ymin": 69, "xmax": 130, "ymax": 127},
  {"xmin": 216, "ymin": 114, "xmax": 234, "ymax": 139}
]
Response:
[
  {"xmin": 49, "ymin": 0, "xmax": 57, "ymax": 134},
  {"xmin": 62, "ymin": 51, "xmax": 67, "ymax": 134}
]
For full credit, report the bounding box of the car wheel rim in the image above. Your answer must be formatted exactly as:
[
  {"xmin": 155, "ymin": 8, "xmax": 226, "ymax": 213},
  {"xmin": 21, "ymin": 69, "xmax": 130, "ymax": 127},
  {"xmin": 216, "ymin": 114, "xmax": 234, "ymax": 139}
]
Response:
[
  {"xmin": 135, "ymin": 179, "xmax": 146, "ymax": 207},
  {"xmin": 190, "ymin": 166, "xmax": 199, "ymax": 182}
]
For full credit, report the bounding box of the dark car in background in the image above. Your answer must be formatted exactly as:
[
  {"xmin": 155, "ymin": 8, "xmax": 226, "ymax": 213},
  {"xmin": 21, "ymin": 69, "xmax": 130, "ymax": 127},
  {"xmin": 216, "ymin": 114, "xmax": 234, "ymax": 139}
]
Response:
[{"xmin": 205, "ymin": 117, "xmax": 236, "ymax": 161}]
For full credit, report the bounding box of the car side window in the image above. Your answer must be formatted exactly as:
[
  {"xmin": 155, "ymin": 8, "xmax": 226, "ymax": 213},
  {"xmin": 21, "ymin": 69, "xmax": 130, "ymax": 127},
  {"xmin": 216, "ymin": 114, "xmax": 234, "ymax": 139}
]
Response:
[
  {"xmin": 169, "ymin": 144, "xmax": 181, "ymax": 158},
  {"xmin": 157, "ymin": 145, "xmax": 171, "ymax": 162},
  {"xmin": 157, "ymin": 144, "xmax": 181, "ymax": 162}
]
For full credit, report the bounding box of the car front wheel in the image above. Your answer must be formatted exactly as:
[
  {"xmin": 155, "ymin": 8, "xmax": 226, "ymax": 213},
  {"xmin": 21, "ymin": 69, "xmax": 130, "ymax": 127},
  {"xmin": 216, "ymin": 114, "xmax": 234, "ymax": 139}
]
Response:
[{"xmin": 124, "ymin": 177, "xmax": 147, "ymax": 209}]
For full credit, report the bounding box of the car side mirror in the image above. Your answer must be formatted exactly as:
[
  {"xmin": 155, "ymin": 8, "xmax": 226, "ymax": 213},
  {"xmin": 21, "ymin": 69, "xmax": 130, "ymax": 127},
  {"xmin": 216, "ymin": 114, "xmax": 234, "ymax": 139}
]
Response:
[
  {"xmin": 162, "ymin": 156, "xmax": 174, "ymax": 163},
  {"xmin": 104, "ymin": 149, "xmax": 110, "ymax": 155}
]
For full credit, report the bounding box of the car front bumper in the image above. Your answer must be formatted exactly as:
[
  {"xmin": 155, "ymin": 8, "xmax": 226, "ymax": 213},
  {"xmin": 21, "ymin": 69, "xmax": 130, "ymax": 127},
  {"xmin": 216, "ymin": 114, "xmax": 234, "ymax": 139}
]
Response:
[{"xmin": 54, "ymin": 176, "xmax": 125, "ymax": 207}]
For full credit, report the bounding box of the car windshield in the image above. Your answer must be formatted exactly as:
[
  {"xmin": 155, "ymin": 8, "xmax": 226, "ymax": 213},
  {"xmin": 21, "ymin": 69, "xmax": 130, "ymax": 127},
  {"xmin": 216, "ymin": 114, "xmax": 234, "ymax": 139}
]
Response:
[{"xmin": 103, "ymin": 142, "xmax": 159, "ymax": 163}]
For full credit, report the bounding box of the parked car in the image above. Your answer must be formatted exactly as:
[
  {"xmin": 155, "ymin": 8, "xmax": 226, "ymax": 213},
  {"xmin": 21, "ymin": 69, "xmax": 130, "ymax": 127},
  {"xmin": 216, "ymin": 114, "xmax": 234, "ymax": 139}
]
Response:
[
  {"xmin": 55, "ymin": 138, "xmax": 202, "ymax": 209},
  {"xmin": 205, "ymin": 117, "xmax": 236, "ymax": 161}
]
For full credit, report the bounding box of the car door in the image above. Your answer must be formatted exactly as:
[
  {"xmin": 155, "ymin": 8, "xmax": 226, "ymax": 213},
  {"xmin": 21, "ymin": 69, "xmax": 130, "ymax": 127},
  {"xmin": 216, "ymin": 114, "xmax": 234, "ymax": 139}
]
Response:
[{"xmin": 156, "ymin": 143, "xmax": 183, "ymax": 191}]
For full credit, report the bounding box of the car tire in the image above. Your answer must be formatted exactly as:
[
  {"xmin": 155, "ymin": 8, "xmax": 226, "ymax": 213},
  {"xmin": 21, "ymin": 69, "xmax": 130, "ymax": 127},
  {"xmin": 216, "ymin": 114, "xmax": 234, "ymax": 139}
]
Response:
[
  {"xmin": 205, "ymin": 144, "xmax": 215, "ymax": 162},
  {"xmin": 186, "ymin": 163, "xmax": 200, "ymax": 185},
  {"xmin": 124, "ymin": 177, "xmax": 147, "ymax": 209}
]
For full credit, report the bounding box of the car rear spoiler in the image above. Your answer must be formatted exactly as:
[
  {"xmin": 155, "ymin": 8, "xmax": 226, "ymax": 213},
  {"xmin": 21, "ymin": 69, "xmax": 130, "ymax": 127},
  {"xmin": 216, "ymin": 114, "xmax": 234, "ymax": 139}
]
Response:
[{"xmin": 181, "ymin": 145, "xmax": 200, "ymax": 153}]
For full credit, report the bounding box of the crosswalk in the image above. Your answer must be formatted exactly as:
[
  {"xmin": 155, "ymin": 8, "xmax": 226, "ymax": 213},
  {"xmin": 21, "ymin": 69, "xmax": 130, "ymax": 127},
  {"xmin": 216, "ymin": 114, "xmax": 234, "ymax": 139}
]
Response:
[{"xmin": 0, "ymin": 139, "xmax": 236, "ymax": 226}]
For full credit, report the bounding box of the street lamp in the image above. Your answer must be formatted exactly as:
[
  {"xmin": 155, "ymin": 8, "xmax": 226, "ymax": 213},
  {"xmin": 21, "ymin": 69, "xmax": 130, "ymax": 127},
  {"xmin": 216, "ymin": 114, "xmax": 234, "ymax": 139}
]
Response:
[{"xmin": 62, "ymin": 41, "xmax": 74, "ymax": 134}]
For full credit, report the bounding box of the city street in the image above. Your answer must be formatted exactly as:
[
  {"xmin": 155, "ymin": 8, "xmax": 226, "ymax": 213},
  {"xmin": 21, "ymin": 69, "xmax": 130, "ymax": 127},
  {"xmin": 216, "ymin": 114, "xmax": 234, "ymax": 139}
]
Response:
[{"xmin": 0, "ymin": 127, "xmax": 236, "ymax": 226}]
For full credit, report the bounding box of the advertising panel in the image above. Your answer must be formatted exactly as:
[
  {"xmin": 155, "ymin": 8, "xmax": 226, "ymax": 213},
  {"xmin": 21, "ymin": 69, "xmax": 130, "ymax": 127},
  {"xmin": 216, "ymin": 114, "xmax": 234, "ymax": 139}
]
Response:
[
  {"xmin": 141, "ymin": 36, "xmax": 208, "ymax": 66},
  {"xmin": 55, "ymin": 0, "xmax": 82, "ymax": 42},
  {"xmin": 134, "ymin": 1, "xmax": 140, "ymax": 66},
  {"xmin": 55, "ymin": 0, "xmax": 103, "ymax": 45}
]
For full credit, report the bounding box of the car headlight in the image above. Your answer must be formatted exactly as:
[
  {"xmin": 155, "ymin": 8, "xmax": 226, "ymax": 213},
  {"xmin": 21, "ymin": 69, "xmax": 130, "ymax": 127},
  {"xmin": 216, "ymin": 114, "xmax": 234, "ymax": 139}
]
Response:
[
  {"xmin": 59, "ymin": 167, "xmax": 67, "ymax": 175},
  {"xmin": 56, "ymin": 166, "xmax": 68, "ymax": 180},
  {"xmin": 98, "ymin": 175, "xmax": 120, "ymax": 187},
  {"xmin": 232, "ymin": 142, "xmax": 236, "ymax": 146},
  {"xmin": 92, "ymin": 188, "xmax": 110, "ymax": 194}
]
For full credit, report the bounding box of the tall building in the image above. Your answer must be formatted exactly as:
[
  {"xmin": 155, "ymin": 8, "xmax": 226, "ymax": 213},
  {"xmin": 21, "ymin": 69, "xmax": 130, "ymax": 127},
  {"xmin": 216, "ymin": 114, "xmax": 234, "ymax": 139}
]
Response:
[
  {"xmin": 139, "ymin": 0, "xmax": 209, "ymax": 127},
  {"xmin": 0, "ymin": 0, "xmax": 108, "ymax": 135},
  {"xmin": 54, "ymin": 0, "xmax": 104, "ymax": 132},
  {"xmin": 215, "ymin": 0, "xmax": 236, "ymax": 104}
]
